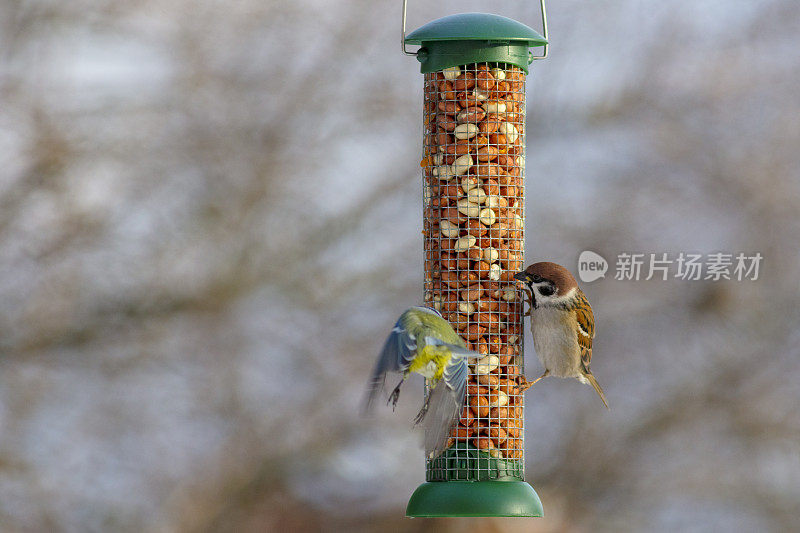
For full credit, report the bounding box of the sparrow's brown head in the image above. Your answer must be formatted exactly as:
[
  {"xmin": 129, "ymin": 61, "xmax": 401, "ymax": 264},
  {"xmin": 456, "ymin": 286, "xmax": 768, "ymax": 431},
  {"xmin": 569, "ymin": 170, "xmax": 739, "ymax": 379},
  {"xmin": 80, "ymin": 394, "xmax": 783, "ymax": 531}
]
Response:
[{"xmin": 514, "ymin": 262, "xmax": 578, "ymax": 305}]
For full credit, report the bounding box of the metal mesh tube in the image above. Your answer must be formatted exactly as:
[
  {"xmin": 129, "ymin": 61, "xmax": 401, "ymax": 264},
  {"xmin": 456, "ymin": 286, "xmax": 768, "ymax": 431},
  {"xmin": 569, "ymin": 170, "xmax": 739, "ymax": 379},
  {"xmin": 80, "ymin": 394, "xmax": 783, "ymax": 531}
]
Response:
[{"xmin": 422, "ymin": 62, "xmax": 526, "ymax": 481}]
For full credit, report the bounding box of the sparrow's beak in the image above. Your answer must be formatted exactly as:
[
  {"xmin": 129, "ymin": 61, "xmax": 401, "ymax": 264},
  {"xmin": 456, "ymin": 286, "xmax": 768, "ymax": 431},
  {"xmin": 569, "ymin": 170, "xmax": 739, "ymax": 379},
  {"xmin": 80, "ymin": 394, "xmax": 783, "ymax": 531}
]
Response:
[{"xmin": 513, "ymin": 271, "xmax": 530, "ymax": 283}]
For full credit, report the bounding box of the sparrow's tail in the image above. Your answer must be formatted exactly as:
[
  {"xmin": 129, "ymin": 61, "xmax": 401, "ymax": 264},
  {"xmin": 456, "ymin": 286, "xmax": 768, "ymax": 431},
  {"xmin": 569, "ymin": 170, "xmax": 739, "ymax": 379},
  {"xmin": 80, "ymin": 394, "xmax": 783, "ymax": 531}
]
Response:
[{"xmin": 584, "ymin": 373, "xmax": 610, "ymax": 409}]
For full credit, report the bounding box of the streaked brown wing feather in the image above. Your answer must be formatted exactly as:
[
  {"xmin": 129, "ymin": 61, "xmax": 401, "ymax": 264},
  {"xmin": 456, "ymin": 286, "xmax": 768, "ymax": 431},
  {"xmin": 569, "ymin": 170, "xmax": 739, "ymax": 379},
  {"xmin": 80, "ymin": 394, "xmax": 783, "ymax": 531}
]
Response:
[{"xmin": 573, "ymin": 289, "xmax": 595, "ymax": 371}]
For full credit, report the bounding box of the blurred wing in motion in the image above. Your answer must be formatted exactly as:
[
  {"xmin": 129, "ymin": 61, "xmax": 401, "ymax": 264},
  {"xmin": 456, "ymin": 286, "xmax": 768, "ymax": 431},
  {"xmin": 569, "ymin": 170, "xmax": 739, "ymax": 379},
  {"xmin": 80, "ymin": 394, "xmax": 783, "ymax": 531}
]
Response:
[
  {"xmin": 423, "ymin": 356, "xmax": 469, "ymax": 458},
  {"xmin": 362, "ymin": 317, "xmax": 418, "ymax": 414}
]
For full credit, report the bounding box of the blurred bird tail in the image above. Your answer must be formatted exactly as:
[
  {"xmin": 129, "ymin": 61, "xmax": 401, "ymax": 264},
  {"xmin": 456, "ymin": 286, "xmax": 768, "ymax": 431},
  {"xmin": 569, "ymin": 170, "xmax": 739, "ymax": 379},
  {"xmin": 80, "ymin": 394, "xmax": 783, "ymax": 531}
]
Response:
[
  {"xmin": 361, "ymin": 372, "xmax": 387, "ymax": 417},
  {"xmin": 585, "ymin": 373, "xmax": 610, "ymax": 409},
  {"xmin": 422, "ymin": 381, "xmax": 459, "ymax": 458}
]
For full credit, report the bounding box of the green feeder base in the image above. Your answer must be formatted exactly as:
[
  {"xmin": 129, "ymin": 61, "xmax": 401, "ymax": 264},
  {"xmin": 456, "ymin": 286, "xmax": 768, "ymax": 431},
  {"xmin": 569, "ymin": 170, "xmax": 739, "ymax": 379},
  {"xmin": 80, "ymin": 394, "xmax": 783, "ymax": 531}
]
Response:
[{"xmin": 406, "ymin": 481, "xmax": 543, "ymax": 517}]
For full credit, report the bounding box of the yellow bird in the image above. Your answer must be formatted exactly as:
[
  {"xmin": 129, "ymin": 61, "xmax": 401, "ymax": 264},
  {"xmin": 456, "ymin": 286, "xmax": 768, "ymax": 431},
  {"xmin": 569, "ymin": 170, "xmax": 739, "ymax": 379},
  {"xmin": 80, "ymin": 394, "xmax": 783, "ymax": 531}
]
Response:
[{"xmin": 363, "ymin": 306, "xmax": 481, "ymax": 457}]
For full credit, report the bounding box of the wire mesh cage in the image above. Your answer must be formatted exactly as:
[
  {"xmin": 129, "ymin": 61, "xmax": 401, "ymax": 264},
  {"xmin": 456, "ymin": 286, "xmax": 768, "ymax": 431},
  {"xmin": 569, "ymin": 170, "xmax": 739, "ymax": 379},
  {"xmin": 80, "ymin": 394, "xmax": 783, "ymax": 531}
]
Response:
[{"xmin": 422, "ymin": 63, "xmax": 527, "ymax": 481}]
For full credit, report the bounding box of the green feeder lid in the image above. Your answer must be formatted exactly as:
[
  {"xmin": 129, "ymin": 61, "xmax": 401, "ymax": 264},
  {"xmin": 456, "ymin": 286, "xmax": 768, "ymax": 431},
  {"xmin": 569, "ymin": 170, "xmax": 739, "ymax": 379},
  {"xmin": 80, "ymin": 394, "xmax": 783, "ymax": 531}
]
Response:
[
  {"xmin": 405, "ymin": 12, "xmax": 546, "ymax": 46},
  {"xmin": 405, "ymin": 13, "xmax": 547, "ymax": 74}
]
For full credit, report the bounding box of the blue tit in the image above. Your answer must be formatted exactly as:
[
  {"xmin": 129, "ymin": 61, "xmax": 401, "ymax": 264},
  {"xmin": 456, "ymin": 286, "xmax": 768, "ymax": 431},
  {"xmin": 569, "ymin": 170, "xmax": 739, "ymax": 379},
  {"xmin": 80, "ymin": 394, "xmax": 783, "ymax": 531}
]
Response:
[{"xmin": 364, "ymin": 306, "xmax": 480, "ymax": 457}]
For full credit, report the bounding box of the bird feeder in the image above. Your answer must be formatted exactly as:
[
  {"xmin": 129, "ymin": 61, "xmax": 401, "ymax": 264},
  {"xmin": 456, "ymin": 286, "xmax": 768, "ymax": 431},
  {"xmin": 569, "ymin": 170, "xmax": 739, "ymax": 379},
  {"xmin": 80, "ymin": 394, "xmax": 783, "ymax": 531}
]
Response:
[{"xmin": 403, "ymin": 0, "xmax": 548, "ymax": 518}]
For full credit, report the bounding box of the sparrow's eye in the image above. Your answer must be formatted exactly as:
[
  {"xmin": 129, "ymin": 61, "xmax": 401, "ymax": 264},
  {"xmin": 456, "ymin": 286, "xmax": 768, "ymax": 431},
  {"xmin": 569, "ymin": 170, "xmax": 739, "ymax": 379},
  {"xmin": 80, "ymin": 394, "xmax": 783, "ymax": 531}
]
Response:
[{"xmin": 538, "ymin": 284, "xmax": 555, "ymax": 297}]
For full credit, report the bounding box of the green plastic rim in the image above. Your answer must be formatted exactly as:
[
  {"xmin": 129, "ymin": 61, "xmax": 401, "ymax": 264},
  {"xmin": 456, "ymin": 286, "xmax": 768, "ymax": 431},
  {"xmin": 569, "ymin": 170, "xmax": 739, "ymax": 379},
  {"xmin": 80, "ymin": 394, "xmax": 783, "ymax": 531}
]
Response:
[
  {"xmin": 415, "ymin": 41, "xmax": 532, "ymax": 75},
  {"xmin": 406, "ymin": 481, "xmax": 543, "ymax": 517}
]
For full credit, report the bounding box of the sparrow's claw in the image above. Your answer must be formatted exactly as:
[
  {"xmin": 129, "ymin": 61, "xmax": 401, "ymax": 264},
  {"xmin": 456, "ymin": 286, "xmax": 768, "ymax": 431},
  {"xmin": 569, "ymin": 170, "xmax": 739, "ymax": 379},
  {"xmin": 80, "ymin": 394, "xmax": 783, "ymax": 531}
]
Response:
[
  {"xmin": 519, "ymin": 286, "xmax": 534, "ymax": 316},
  {"xmin": 518, "ymin": 370, "xmax": 549, "ymax": 393}
]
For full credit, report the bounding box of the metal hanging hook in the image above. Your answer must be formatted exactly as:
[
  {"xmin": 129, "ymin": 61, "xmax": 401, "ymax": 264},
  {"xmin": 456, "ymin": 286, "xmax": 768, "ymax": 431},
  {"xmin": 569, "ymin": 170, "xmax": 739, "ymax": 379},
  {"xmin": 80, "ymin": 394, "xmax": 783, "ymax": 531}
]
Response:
[
  {"xmin": 401, "ymin": 0, "xmax": 416, "ymax": 55},
  {"xmin": 402, "ymin": 0, "xmax": 549, "ymax": 58},
  {"xmin": 530, "ymin": 0, "xmax": 548, "ymax": 60}
]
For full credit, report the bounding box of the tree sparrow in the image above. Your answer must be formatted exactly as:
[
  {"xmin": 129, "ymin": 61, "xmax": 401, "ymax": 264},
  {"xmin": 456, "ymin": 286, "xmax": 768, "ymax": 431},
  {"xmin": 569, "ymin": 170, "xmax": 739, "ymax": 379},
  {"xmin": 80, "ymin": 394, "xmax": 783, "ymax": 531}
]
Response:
[{"xmin": 514, "ymin": 262, "xmax": 609, "ymax": 408}]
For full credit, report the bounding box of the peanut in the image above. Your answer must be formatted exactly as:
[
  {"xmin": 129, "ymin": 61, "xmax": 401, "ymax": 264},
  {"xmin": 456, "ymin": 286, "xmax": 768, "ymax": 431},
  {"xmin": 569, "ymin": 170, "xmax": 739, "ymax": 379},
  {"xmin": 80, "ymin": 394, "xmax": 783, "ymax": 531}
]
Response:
[
  {"xmin": 475, "ymin": 298, "xmax": 499, "ymax": 312},
  {"xmin": 442, "ymin": 66, "xmax": 460, "ymax": 80},
  {"xmin": 460, "ymin": 405, "xmax": 476, "ymax": 426},
  {"xmin": 489, "ymin": 390, "xmax": 509, "ymax": 408},
  {"xmin": 469, "ymin": 395, "xmax": 491, "ymax": 418},
  {"xmin": 476, "ymin": 66, "xmax": 495, "ymax": 90},
  {"xmin": 488, "ymin": 263, "xmax": 502, "ymax": 281},
  {"xmin": 461, "ymin": 283, "xmax": 483, "ymax": 301},
  {"xmin": 466, "ymin": 246, "xmax": 482, "ymax": 260},
  {"xmin": 452, "ymin": 154, "xmax": 473, "ymax": 176},
  {"xmin": 457, "ymin": 106, "xmax": 486, "ymax": 123},
  {"xmin": 438, "ymin": 112, "xmax": 458, "ymax": 129},
  {"xmin": 475, "ymin": 437, "xmax": 492, "ymax": 450},
  {"xmin": 489, "ymin": 426, "xmax": 507, "ymax": 444},
  {"xmin": 434, "ymin": 165, "xmax": 455, "ymax": 181},
  {"xmin": 479, "ymin": 207, "xmax": 497, "ymax": 227},
  {"xmin": 478, "ymin": 115, "xmax": 501, "ymax": 134},
  {"xmin": 501, "ymin": 288, "xmax": 517, "ymax": 301},
  {"xmin": 490, "ymin": 67, "xmax": 506, "ymax": 80},
  {"xmin": 453, "ymin": 235, "xmax": 476, "ymax": 253},
  {"xmin": 467, "ymin": 187, "xmax": 487, "ymax": 205},
  {"xmin": 458, "ymin": 302, "xmax": 476, "ymax": 315},
  {"xmin": 453, "ymin": 72, "xmax": 475, "ymax": 92},
  {"xmin": 467, "ymin": 384, "xmax": 489, "ymax": 397},
  {"xmin": 473, "ymin": 88, "xmax": 489, "ymax": 101},
  {"xmin": 439, "ymin": 219, "xmax": 459, "ymax": 238},
  {"xmin": 456, "ymin": 198, "xmax": 480, "ymax": 217},
  {"xmin": 454, "ymin": 123, "xmax": 479, "ymax": 140},
  {"xmin": 451, "ymin": 425, "xmax": 471, "ymax": 440},
  {"xmin": 478, "ymin": 374, "xmax": 500, "ymax": 387},
  {"xmin": 484, "ymin": 195, "xmax": 508, "ymax": 209},
  {"xmin": 498, "ymin": 122, "xmax": 519, "ymax": 144},
  {"xmin": 474, "ymin": 355, "xmax": 500, "ymax": 375},
  {"xmin": 482, "ymin": 247, "xmax": 499, "ymax": 263},
  {"xmin": 484, "ymin": 101, "xmax": 507, "ymax": 114},
  {"xmin": 477, "ymin": 145, "xmax": 499, "ymax": 162},
  {"xmin": 460, "ymin": 176, "xmax": 479, "ymax": 192}
]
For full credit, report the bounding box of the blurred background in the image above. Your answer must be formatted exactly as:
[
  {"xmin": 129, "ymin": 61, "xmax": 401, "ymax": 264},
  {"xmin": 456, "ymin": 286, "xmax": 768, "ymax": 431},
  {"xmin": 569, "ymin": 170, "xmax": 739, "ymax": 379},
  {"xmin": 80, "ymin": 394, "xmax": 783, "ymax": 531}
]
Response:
[{"xmin": 1, "ymin": 0, "xmax": 799, "ymax": 531}]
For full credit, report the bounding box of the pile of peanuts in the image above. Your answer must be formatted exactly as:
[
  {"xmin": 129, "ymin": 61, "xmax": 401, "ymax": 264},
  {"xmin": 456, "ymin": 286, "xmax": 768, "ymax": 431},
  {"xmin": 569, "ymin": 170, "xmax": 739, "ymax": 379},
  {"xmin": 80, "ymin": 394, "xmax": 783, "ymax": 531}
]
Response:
[{"xmin": 422, "ymin": 63, "xmax": 526, "ymax": 461}]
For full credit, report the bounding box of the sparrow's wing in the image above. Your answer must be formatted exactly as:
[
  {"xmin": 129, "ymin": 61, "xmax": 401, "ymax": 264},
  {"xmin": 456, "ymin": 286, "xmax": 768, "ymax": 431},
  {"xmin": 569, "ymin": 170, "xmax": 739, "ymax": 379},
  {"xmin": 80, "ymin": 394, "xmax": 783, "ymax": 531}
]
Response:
[
  {"xmin": 574, "ymin": 289, "xmax": 595, "ymax": 371},
  {"xmin": 362, "ymin": 314, "xmax": 419, "ymax": 413},
  {"xmin": 423, "ymin": 356, "xmax": 468, "ymax": 458},
  {"xmin": 574, "ymin": 290, "xmax": 608, "ymax": 408}
]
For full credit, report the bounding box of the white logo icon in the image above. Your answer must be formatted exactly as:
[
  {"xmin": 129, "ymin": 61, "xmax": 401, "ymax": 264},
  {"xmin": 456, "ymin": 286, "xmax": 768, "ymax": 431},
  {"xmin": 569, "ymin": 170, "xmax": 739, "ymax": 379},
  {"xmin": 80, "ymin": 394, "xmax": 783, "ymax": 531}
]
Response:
[{"xmin": 578, "ymin": 251, "xmax": 608, "ymax": 283}]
